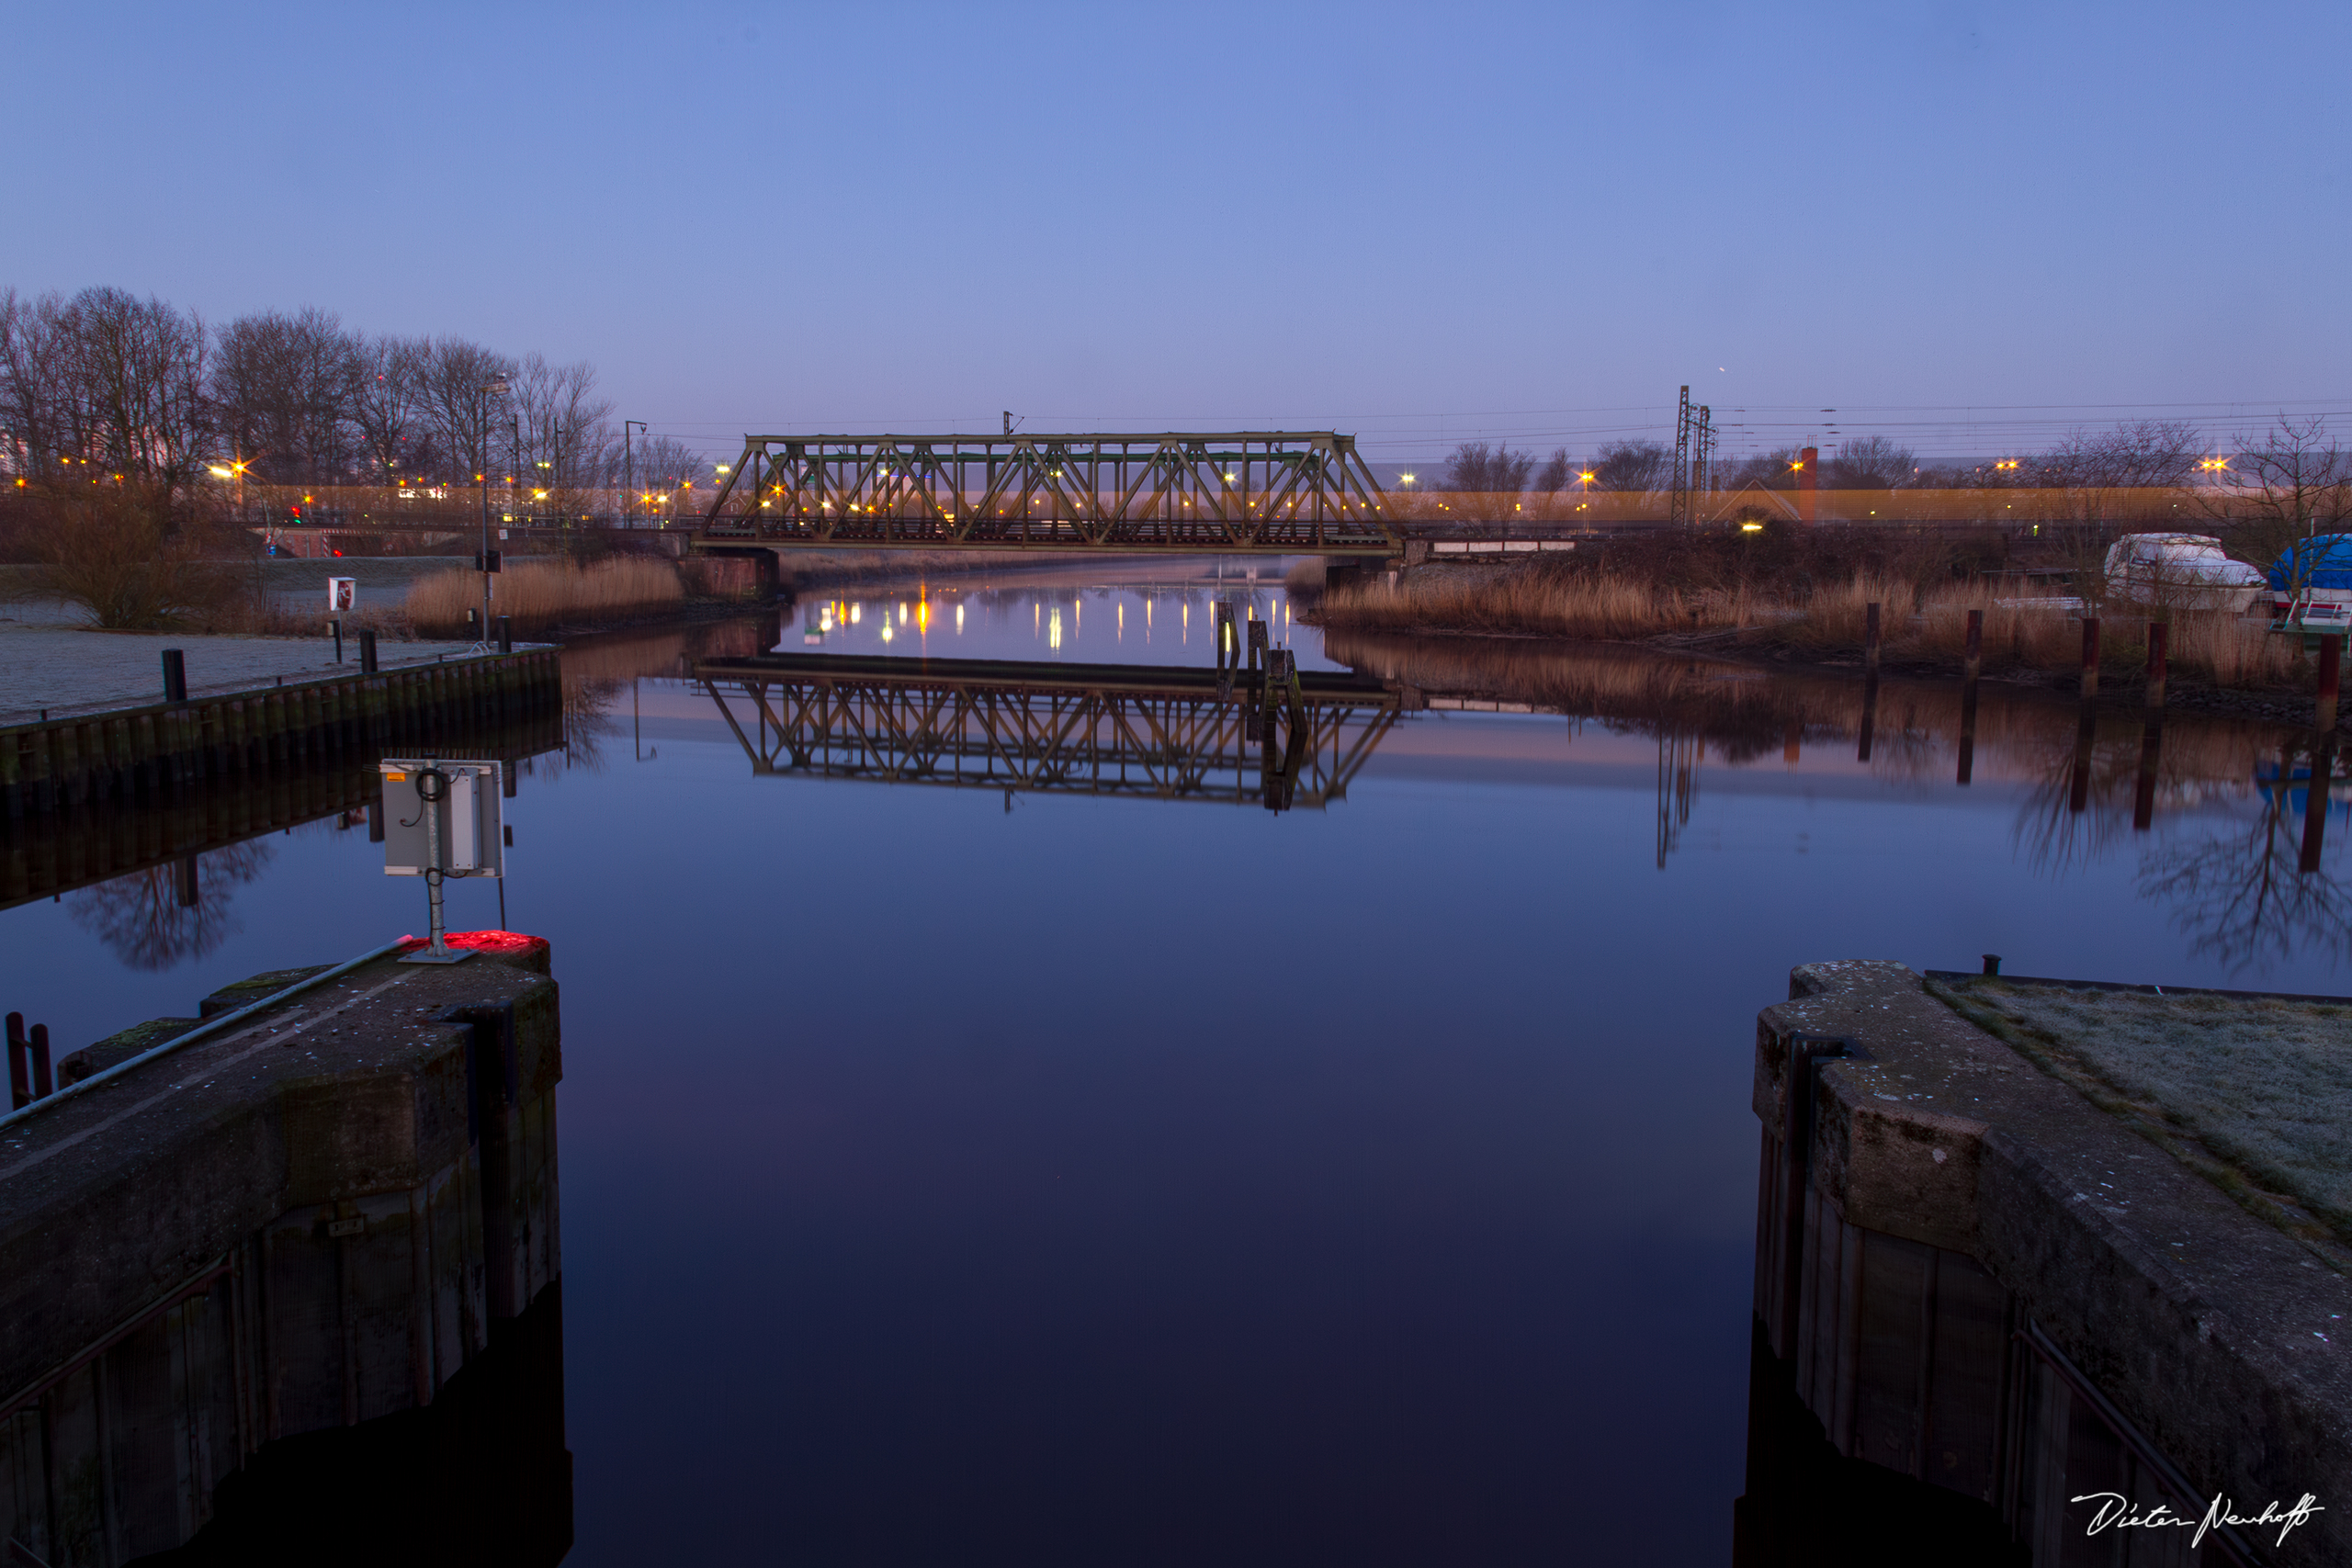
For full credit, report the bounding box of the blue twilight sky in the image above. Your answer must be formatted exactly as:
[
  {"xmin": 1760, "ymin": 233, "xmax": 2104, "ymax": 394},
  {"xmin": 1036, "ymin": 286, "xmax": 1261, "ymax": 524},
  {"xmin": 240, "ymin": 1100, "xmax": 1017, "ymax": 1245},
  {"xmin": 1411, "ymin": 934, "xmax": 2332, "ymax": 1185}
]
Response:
[{"xmin": 5, "ymin": 1, "xmax": 2346, "ymax": 465}]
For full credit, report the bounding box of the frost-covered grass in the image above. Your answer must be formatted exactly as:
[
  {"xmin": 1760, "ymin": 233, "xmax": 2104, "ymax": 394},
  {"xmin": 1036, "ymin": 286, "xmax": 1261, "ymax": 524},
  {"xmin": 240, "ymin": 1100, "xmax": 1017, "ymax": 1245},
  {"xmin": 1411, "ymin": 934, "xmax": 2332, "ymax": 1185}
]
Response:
[{"xmin": 1932, "ymin": 978, "xmax": 2352, "ymax": 1250}]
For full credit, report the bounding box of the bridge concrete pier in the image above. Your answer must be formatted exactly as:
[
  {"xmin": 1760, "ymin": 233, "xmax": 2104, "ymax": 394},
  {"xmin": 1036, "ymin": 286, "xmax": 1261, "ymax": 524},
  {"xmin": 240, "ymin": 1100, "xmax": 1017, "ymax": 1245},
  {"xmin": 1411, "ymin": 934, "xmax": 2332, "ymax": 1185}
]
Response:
[{"xmin": 0, "ymin": 934, "xmax": 566, "ymax": 1565}]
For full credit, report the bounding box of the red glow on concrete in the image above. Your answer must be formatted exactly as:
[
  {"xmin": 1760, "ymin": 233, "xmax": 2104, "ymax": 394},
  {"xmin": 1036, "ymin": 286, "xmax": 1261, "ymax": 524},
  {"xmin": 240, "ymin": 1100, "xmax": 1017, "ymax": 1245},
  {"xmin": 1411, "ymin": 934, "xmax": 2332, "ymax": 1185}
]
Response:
[{"xmin": 396, "ymin": 931, "xmax": 551, "ymax": 965}]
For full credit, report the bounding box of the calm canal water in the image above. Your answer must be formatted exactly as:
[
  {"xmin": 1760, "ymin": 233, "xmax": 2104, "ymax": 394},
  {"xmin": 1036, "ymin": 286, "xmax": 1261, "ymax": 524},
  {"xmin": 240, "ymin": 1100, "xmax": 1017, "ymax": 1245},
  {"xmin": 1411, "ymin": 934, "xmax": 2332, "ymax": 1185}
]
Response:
[{"xmin": 5, "ymin": 560, "xmax": 2345, "ymax": 1564}]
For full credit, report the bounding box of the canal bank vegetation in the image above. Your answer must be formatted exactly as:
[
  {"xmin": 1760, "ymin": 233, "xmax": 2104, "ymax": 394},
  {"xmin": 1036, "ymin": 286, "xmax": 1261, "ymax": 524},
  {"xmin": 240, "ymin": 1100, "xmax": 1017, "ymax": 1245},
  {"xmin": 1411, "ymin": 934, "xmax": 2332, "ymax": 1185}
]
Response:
[
  {"xmin": 1311, "ymin": 525, "xmax": 2303, "ymax": 693},
  {"xmin": 8, "ymin": 476, "xmax": 253, "ymax": 630},
  {"xmin": 404, "ymin": 558, "xmax": 684, "ymax": 637}
]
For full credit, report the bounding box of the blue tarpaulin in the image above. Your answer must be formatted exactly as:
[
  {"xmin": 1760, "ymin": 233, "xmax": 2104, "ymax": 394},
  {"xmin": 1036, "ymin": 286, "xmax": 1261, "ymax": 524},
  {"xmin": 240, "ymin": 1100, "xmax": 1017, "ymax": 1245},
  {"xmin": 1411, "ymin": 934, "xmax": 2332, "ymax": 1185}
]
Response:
[{"xmin": 2267, "ymin": 534, "xmax": 2352, "ymax": 591}]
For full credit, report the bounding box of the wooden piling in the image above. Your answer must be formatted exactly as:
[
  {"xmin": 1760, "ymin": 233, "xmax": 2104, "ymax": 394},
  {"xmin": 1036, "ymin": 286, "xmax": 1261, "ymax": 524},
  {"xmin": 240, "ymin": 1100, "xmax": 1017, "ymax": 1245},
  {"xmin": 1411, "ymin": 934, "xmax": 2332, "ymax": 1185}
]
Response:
[
  {"xmin": 2316, "ymin": 632, "xmax": 2341, "ymax": 734},
  {"xmin": 2080, "ymin": 616, "xmax": 2101, "ymax": 700},
  {"xmin": 2301, "ymin": 736, "xmax": 2335, "ymax": 874},
  {"xmin": 2145, "ymin": 621, "xmax": 2168, "ymax": 716},
  {"xmin": 0, "ymin": 652, "xmax": 559, "ymax": 823},
  {"xmin": 1957, "ymin": 609, "xmax": 1982, "ymax": 786},
  {"xmin": 1863, "ymin": 603, "xmax": 1882, "ymax": 679}
]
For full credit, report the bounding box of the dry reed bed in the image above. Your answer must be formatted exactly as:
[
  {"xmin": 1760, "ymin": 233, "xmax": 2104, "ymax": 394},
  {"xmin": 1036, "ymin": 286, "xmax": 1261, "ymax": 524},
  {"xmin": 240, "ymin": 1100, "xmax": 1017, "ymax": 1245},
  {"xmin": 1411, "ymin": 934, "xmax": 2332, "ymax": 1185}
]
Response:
[
  {"xmin": 405, "ymin": 559, "xmax": 684, "ymax": 637},
  {"xmin": 1318, "ymin": 570, "xmax": 2301, "ymax": 688}
]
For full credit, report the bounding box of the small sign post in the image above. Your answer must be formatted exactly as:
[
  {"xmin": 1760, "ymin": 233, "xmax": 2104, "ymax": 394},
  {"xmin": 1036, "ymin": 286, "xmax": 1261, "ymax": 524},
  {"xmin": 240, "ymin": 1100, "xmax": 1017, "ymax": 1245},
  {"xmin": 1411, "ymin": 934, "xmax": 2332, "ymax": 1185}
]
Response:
[
  {"xmin": 380, "ymin": 759, "xmax": 503, "ymax": 964},
  {"xmin": 327, "ymin": 577, "xmax": 356, "ymax": 614}
]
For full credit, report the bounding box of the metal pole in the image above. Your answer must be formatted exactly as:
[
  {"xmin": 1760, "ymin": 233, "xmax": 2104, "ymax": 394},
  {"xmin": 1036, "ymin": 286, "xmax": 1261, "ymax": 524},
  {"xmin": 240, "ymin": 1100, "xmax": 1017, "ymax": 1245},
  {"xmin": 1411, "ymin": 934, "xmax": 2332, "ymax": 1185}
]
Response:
[
  {"xmin": 626, "ymin": 421, "xmax": 645, "ymax": 528},
  {"xmin": 480, "ymin": 408, "xmax": 492, "ymax": 646},
  {"xmin": 421, "ymin": 765, "xmax": 449, "ymax": 957}
]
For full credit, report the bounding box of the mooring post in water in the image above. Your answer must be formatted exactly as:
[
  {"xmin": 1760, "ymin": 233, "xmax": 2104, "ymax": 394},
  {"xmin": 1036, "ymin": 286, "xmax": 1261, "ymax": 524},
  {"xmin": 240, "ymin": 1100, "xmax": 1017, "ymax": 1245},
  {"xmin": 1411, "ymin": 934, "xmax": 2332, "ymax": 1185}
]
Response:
[
  {"xmin": 161, "ymin": 649, "xmax": 187, "ymax": 704},
  {"xmin": 6, "ymin": 1013, "xmax": 28, "ymax": 1109},
  {"xmin": 28, "ymin": 1024, "xmax": 50, "ymax": 1100},
  {"xmin": 1863, "ymin": 603, "xmax": 1881, "ymax": 679},
  {"xmin": 2145, "ymin": 620, "xmax": 2168, "ymax": 715},
  {"xmin": 2134, "ymin": 716, "xmax": 2164, "ymax": 832},
  {"xmin": 2316, "ymin": 631, "xmax": 2341, "ymax": 733},
  {"xmin": 1215, "ymin": 603, "xmax": 1236, "ymax": 701},
  {"xmin": 359, "ymin": 628, "xmax": 379, "ymax": 675},
  {"xmin": 1243, "ymin": 619, "xmax": 1269, "ymax": 742},
  {"xmin": 2070, "ymin": 705, "xmax": 2096, "ymax": 814},
  {"xmin": 498, "ymin": 615, "xmax": 513, "ymax": 655},
  {"xmin": 1958, "ymin": 608, "xmax": 1983, "ymax": 785},
  {"xmin": 175, "ymin": 854, "xmax": 198, "ymax": 909},
  {"xmin": 1982, "ymin": 954, "xmax": 2002, "ymax": 976},
  {"xmin": 2301, "ymin": 737, "xmax": 2335, "ymax": 874},
  {"xmin": 2079, "ymin": 615, "xmax": 2101, "ymax": 700}
]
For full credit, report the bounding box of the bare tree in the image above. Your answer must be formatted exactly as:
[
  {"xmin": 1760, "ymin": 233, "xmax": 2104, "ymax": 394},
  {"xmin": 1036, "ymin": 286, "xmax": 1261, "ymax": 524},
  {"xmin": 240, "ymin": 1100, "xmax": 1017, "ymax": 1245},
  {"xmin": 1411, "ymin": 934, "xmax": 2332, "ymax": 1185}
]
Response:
[
  {"xmin": 1717, "ymin": 446, "xmax": 1804, "ymax": 492},
  {"xmin": 0, "ymin": 288, "xmax": 82, "ymax": 474},
  {"xmin": 2200, "ymin": 415, "xmax": 2352, "ymax": 584},
  {"xmin": 1533, "ymin": 446, "xmax": 1571, "ymax": 497},
  {"xmin": 627, "ymin": 434, "xmax": 710, "ymax": 522},
  {"xmin": 68, "ymin": 844, "xmax": 273, "ymax": 971},
  {"xmin": 1592, "ymin": 437, "xmax": 1669, "ymax": 495},
  {"xmin": 62, "ymin": 288, "xmax": 212, "ymax": 505},
  {"xmin": 418, "ymin": 336, "xmax": 518, "ymax": 482},
  {"xmin": 1824, "ymin": 434, "xmax": 1918, "ymax": 491},
  {"xmin": 1442, "ymin": 441, "xmax": 1536, "ymax": 495},
  {"xmin": 508, "ymin": 353, "xmax": 616, "ymax": 517},
  {"xmin": 2036, "ymin": 419, "xmax": 2203, "ymax": 525},
  {"xmin": 2137, "ymin": 768, "xmax": 2352, "ymax": 974},
  {"xmin": 211, "ymin": 307, "xmax": 356, "ymax": 483},
  {"xmin": 350, "ymin": 333, "xmax": 430, "ymax": 484}
]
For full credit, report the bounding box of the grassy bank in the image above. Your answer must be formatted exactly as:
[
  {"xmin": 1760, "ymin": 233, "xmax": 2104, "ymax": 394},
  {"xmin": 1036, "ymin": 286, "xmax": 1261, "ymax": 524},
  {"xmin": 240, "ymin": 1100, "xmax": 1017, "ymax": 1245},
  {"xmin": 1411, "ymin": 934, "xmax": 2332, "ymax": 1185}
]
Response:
[
  {"xmin": 1313, "ymin": 559, "xmax": 2301, "ymax": 691},
  {"xmin": 405, "ymin": 558, "xmax": 684, "ymax": 637}
]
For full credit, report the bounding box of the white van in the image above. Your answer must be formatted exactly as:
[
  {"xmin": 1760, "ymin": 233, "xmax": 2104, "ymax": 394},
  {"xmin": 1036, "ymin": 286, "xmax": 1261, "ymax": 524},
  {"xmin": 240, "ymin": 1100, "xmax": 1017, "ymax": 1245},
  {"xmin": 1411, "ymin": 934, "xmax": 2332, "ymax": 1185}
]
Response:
[{"xmin": 2102, "ymin": 534, "xmax": 2266, "ymax": 613}]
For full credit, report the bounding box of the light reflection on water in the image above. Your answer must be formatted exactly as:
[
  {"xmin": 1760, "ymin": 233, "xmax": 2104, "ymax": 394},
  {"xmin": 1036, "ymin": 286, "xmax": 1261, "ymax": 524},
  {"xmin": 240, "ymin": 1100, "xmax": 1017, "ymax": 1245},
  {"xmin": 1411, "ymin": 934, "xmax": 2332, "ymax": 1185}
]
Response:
[
  {"xmin": 790, "ymin": 558, "xmax": 1317, "ymax": 666},
  {"xmin": 0, "ymin": 565, "xmax": 2346, "ymax": 1566}
]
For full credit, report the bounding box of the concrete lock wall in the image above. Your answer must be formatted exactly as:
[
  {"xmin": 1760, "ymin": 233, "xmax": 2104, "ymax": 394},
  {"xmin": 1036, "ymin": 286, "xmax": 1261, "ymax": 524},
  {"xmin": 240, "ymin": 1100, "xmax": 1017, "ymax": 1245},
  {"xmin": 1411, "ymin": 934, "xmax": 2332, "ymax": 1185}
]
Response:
[
  {"xmin": 0, "ymin": 940, "xmax": 561, "ymax": 1567},
  {"xmin": 1750, "ymin": 961, "xmax": 2351, "ymax": 1565},
  {"xmin": 679, "ymin": 550, "xmax": 780, "ymax": 602}
]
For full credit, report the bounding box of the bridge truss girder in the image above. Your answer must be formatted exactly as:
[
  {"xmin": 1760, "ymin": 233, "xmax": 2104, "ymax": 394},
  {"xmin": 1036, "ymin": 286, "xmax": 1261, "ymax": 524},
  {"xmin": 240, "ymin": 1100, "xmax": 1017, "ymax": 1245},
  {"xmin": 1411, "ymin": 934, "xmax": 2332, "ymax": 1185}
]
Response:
[
  {"xmin": 700, "ymin": 432, "xmax": 1397, "ymax": 554},
  {"xmin": 695, "ymin": 656, "xmax": 1401, "ymax": 810}
]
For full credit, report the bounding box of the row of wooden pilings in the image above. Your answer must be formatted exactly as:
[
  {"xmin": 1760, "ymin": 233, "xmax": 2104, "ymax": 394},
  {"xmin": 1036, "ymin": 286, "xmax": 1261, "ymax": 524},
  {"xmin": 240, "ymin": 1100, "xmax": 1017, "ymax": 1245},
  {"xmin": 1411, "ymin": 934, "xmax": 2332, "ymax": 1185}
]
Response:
[{"xmin": 0, "ymin": 649, "xmax": 562, "ymax": 819}]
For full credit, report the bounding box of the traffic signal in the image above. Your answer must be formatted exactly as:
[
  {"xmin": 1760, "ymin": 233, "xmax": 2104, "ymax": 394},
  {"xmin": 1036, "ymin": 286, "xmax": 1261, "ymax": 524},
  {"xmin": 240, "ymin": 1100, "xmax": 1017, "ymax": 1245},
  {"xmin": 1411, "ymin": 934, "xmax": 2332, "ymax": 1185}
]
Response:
[{"xmin": 286, "ymin": 503, "xmax": 304, "ymax": 523}]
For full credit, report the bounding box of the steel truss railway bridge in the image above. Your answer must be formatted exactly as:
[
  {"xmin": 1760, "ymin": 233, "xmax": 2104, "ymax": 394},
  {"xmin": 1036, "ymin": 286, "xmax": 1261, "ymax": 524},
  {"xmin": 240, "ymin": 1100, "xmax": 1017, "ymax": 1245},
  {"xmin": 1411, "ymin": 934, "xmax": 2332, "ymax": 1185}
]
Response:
[
  {"xmin": 700, "ymin": 431, "xmax": 1396, "ymax": 556},
  {"xmin": 694, "ymin": 637, "xmax": 1400, "ymax": 812}
]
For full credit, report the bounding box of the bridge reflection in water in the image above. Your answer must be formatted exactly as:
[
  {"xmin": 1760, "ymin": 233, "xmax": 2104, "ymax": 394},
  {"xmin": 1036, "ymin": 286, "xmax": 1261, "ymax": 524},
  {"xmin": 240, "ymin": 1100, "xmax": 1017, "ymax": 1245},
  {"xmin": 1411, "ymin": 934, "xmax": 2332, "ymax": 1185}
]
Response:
[{"xmin": 694, "ymin": 652, "xmax": 1403, "ymax": 813}]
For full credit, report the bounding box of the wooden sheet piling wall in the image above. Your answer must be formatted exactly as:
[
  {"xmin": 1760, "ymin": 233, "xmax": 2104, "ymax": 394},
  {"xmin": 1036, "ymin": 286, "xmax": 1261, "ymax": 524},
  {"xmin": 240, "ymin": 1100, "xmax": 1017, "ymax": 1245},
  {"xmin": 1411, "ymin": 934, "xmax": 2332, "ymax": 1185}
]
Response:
[{"xmin": 0, "ymin": 650, "xmax": 561, "ymax": 821}]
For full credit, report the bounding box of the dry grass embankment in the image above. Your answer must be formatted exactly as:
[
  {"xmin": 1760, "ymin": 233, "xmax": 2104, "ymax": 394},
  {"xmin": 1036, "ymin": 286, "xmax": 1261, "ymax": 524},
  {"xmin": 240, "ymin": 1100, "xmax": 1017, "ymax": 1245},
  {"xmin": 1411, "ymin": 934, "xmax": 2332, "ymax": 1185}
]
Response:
[
  {"xmin": 1317, "ymin": 564, "xmax": 2299, "ymax": 690},
  {"xmin": 405, "ymin": 558, "xmax": 684, "ymax": 637}
]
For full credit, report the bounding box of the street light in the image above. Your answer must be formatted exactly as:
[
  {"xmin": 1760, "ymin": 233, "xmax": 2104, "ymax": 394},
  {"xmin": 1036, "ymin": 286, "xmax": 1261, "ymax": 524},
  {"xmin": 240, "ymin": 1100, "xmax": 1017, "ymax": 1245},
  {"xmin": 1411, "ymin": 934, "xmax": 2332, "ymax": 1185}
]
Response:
[
  {"xmin": 477, "ymin": 375, "xmax": 510, "ymax": 649},
  {"xmin": 624, "ymin": 421, "xmax": 647, "ymax": 528}
]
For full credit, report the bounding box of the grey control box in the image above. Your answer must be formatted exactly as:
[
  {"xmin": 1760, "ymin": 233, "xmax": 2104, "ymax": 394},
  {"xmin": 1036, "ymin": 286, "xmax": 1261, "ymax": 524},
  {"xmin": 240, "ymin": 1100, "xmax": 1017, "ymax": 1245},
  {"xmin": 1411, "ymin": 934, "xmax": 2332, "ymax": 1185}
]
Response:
[{"xmin": 380, "ymin": 759, "xmax": 503, "ymax": 878}]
